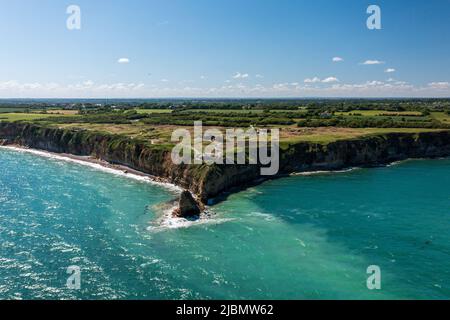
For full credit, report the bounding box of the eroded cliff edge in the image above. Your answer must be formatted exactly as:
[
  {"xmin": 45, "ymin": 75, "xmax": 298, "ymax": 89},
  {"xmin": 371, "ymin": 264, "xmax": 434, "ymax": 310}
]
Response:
[{"xmin": 1, "ymin": 122, "xmax": 450, "ymax": 204}]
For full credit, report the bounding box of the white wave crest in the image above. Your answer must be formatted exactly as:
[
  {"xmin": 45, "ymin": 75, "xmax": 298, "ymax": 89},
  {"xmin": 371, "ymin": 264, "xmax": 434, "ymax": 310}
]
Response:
[
  {"xmin": 292, "ymin": 167, "xmax": 358, "ymax": 176},
  {"xmin": 147, "ymin": 207, "xmax": 234, "ymax": 232},
  {"xmin": 0, "ymin": 146, "xmax": 182, "ymax": 193}
]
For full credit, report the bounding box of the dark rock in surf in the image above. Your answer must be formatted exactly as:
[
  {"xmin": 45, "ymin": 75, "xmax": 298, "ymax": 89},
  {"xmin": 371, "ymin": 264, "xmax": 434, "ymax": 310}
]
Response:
[{"xmin": 173, "ymin": 190, "xmax": 202, "ymax": 218}]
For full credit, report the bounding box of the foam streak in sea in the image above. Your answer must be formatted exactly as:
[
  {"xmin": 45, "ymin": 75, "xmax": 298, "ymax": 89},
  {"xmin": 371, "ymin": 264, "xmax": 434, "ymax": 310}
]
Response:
[{"xmin": 0, "ymin": 146, "xmax": 182, "ymax": 193}]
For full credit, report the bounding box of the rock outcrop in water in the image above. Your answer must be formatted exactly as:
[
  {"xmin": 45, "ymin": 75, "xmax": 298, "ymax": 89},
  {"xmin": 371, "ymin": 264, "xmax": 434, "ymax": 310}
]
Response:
[
  {"xmin": 173, "ymin": 190, "xmax": 202, "ymax": 218},
  {"xmin": 1, "ymin": 122, "xmax": 450, "ymax": 206}
]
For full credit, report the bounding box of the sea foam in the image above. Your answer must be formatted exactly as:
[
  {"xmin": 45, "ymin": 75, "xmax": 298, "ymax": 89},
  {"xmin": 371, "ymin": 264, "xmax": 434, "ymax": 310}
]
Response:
[
  {"xmin": 0, "ymin": 146, "xmax": 182, "ymax": 193},
  {"xmin": 147, "ymin": 207, "xmax": 234, "ymax": 232}
]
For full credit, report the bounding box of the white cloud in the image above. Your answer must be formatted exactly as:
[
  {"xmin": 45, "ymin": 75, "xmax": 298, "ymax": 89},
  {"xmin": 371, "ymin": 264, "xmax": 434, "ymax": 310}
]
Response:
[
  {"xmin": 304, "ymin": 76, "xmax": 339, "ymax": 83},
  {"xmin": 332, "ymin": 57, "xmax": 344, "ymax": 62},
  {"xmin": 0, "ymin": 80, "xmax": 147, "ymax": 98},
  {"xmin": 428, "ymin": 82, "xmax": 450, "ymax": 89},
  {"xmin": 83, "ymin": 80, "xmax": 94, "ymax": 87},
  {"xmin": 322, "ymin": 77, "xmax": 339, "ymax": 83},
  {"xmin": 1, "ymin": 78, "xmax": 449, "ymax": 99},
  {"xmin": 117, "ymin": 58, "xmax": 130, "ymax": 64},
  {"xmin": 233, "ymin": 72, "xmax": 249, "ymax": 79},
  {"xmin": 304, "ymin": 77, "xmax": 321, "ymax": 83},
  {"xmin": 366, "ymin": 80, "xmax": 385, "ymax": 86},
  {"xmin": 361, "ymin": 60, "xmax": 384, "ymax": 65},
  {"xmin": 326, "ymin": 80, "xmax": 414, "ymax": 94},
  {"xmin": 200, "ymin": 75, "xmax": 207, "ymax": 80},
  {"xmin": 385, "ymin": 68, "xmax": 396, "ymax": 73},
  {"xmin": 273, "ymin": 83, "xmax": 290, "ymax": 90},
  {"xmin": 255, "ymin": 74, "xmax": 264, "ymax": 78},
  {"xmin": 161, "ymin": 79, "xmax": 169, "ymax": 82}
]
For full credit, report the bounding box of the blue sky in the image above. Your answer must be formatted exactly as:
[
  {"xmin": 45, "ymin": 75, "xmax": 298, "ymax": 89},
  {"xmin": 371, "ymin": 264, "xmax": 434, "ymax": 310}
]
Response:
[{"xmin": 0, "ymin": 0, "xmax": 449, "ymax": 98}]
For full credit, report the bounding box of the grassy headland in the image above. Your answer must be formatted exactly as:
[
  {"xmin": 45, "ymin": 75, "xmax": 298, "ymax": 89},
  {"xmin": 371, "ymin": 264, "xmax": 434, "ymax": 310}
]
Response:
[
  {"xmin": 1, "ymin": 99, "xmax": 450, "ymax": 203},
  {"xmin": 1, "ymin": 98, "xmax": 449, "ymax": 147}
]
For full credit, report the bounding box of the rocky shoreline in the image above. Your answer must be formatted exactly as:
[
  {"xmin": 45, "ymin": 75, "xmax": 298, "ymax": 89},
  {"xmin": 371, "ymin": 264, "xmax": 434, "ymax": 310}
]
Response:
[{"xmin": 1, "ymin": 122, "xmax": 450, "ymax": 217}]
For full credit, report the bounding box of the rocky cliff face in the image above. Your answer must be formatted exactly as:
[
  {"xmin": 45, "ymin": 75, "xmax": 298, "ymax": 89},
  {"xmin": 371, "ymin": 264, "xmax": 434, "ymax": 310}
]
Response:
[
  {"xmin": 0, "ymin": 122, "xmax": 208, "ymax": 196},
  {"xmin": 199, "ymin": 131, "xmax": 450, "ymax": 201},
  {"xmin": 1, "ymin": 122, "xmax": 450, "ymax": 204}
]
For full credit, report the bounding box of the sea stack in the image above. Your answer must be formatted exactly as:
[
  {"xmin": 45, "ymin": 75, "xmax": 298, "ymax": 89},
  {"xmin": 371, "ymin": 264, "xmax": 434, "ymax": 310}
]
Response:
[{"xmin": 173, "ymin": 190, "xmax": 202, "ymax": 218}]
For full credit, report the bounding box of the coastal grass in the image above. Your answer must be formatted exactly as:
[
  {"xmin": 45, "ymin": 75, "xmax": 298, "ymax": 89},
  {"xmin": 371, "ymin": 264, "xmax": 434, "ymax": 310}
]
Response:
[
  {"xmin": 50, "ymin": 121, "xmax": 448, "ymax": 146},
  {"xmin": 38, "ymin": 109, "xmax": 79, "ymax": 115},
  {"xmin": 1, "ymin": 108, "xmax": 448, "ymax": 149},
  {"xmin": 0, "ymin": 113, "xmax": 78, "ymax": 122},
  {"xmin": 280, "ymin": 127, "xmax": 446, "ymax": 144},
  {"xmin": 431, "ymin": 112, "xmax": 450, "ymax": 123}
]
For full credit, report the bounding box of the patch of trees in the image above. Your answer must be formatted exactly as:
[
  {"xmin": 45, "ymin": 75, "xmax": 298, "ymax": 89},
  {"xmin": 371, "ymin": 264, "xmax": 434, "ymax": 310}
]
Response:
[{"xmin": 298, "ymin": 117, "xmax": 449, "ymax": 129}]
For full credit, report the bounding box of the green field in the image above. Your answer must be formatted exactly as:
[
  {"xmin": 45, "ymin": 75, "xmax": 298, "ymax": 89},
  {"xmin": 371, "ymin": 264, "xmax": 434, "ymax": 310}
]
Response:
[
  {"xmin": 0, "ymin": 107, "xmax": 30, "ymax": 113},
  {"xmin": 280, "ymin": 127, "xmax": 446, "ymax": 144},
  {"xmin": 135, "ymin": 109, "xmax": 173, "ymax": 114},
  {"xmin": 182, "ymin": 109, "xmax": 306, "ymax": 114},
  {"xmin": 335, "ymin": 110, "xmax": 423, "ymax": 117},
  {"xmin": 431, "ymin": 112, "xmax": 450, "ymax": 122},
  {"xmin": 180, "ymin": 109, "xmax": 264, "ymax": 114},
  {"xmin": 0, "ymin": 113, "xmax": 78, "ymax": 122},
  {"xmin": 45, "ymin": 122, "xmax": 448, "ymax": 146},
  {"xmin": 1, "ymin": 101, "xmax": 449, "ymax": 147}
]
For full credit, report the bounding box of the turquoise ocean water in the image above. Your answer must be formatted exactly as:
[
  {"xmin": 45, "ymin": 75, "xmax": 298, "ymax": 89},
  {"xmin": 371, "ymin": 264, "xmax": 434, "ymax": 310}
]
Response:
[{"xmin": 0, "ymin": 147, "xmax": 449, "ymax": 300}]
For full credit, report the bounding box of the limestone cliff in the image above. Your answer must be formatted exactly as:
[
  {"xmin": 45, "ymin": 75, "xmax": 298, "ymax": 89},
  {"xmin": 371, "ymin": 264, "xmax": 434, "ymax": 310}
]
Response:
[
  {"xmin": 1, "ymin": 122, "xmax": 450, "ymax": 204},
  {"xmin": 0, "ymin": 122, "xmax": 208, "ymax": 197},
  {"xmin": 201, "ymin": 131, "xmax": 450, "ymax": 201}
]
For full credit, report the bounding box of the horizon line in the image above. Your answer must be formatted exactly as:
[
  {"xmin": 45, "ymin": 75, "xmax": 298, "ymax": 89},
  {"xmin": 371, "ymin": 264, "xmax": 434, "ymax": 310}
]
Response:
[{"xmin": 0, "ymin": 96, "xmax": 449, "ymax": 101}]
